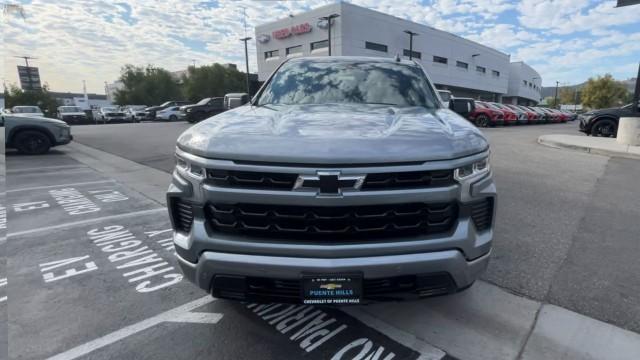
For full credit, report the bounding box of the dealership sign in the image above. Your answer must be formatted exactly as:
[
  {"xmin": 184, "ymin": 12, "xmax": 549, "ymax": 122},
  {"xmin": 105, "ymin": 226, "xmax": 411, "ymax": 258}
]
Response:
[{"xmin": 272, "ymin": 23, "xmax": 312, "ymax": 39}]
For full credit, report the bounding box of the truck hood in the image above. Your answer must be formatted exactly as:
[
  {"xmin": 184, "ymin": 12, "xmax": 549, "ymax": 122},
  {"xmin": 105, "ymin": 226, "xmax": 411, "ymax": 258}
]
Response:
[{"xmin": 177, "ymin": 104, "xmax": 489, "ymax": 164}]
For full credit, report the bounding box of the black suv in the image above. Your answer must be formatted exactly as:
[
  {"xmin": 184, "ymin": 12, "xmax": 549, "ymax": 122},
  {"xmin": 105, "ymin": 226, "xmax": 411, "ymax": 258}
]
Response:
[
  {"xmin": 145, "ymin": 101, "xmax": 191, "ymax": 120},
  {"xmin": 180, "ymin": 97, "xmax": 225, "ymax": 123},
  {"xmin": 579, "ymin": 103, "xmax": 640, "ymax": 137}
]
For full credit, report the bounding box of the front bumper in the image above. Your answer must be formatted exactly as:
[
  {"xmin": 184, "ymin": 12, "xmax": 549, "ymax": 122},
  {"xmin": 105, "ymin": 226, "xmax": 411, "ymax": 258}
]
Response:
[{"xmin": 168, "ymin": 150, "xmax": 496, "ymax": 303}]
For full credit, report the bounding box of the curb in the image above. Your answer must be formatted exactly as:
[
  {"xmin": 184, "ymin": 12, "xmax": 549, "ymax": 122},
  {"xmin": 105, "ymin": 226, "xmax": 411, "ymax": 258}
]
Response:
[{"xmin": 538, "ymin": 136, "xmax": 640, "ymax": 160}]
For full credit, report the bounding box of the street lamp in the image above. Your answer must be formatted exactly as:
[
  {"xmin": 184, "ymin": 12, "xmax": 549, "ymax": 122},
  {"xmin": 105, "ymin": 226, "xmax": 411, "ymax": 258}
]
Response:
[
  {"xmin": 319, "ymin": 14, "xmax": 339, "ymax": 56},
  {"xmin": 240, "ymin": 37, "xmax": 252, "ymax": 95},
  {"xmin": 403, "ymin": 30, "xmax": 418, "ymax": 60}
]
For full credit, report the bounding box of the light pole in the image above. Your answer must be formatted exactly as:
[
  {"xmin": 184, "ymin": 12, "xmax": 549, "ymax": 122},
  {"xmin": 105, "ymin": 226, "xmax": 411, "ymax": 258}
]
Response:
[
  {"xmin": 240, "ymin": 37, "xmax": 251, "ymax": 95},
  {"xmin": 319, "ymin": 14, "xmax": 339, "ymax": 56},
  {"xmin": 403, "ymin": 30, "xmax": 418, "ymax": 60},
  {"xmin": 554, "ymin": 81, "xmax": 559, "ymax": 109}
]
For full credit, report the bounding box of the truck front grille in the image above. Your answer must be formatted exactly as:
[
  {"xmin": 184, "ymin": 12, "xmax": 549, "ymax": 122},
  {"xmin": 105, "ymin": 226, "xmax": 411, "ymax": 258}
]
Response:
[
  {"xmin": 206, "ymin": 169, "xmax": 454, "ymax": 191},
  {"xmin": 206, "ymin": 202, "xmax": 457, "ymax": 240}
]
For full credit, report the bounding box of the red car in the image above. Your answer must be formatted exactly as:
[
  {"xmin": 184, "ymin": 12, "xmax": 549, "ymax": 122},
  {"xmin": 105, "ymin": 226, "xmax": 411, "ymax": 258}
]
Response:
[
  {"xmin": 540, "ymin": 108, "xmax": 561, "ymax": 123},
  {"xmin": 469, "ymin": 101, "xmax": 504, "ymax": 127},
  {"xmin": 510, "ymin": 105, "xmax": 539, "ymax": 124},
  {"xmin": 550, "ymin": 109, "xmax": 568, "ymax": 122},
  {"xmin": 480, "ymin": 101, "xmax": 518, "ymax": 125}
]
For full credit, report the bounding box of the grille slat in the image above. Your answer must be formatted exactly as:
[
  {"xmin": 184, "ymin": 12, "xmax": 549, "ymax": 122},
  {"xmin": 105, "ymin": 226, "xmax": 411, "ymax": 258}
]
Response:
[
  {"xmin": 207, "ymin": 202, "xmax": 457, "ymax": 240},
  {"xmin": 206, "ymin": 169, "xmax": 455, "ymax": 191},
  {"xmin": 172, "ymin": 201, "xmax": 194, "ymax": 233},
  {"xmin": 470, "ymin": 199, "xmax": 493, "ymax": 232}
]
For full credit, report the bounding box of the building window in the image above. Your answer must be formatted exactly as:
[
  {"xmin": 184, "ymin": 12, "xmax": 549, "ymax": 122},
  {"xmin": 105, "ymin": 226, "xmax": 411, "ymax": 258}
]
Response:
[
  {"xmin": 365, "ymin": 41, "xmax": 388, "ymax": 52},
  {"xmin": 492, "ymin": 70, "xmax": 500, "ymax": 77},
  {"xmin": 433, "ymin": 56, "xmax": 448, "ymax": 65},
  {"xmin": 476, "ymin": 66, "xmax": 486, "ymax": 74},
  {"xmin": 286, "ymin": 45, "xmax": 303, "ymax": 56},
  {"xmin": 403, "ymin": 49, "xmax": 421, "ymax": 59},
  {"xmin": 264, "ymin": 50, "xmax": 279, "ymax": 59},
  {"xmin": 310, "ymin": 40, "xmax": 328, "ymax": 51},
  {"xmin": 456, "ymin": 61, "xmax": 468, "ymax": 69},
  {"xmin": 529, "ymin": 82, "xmax": 533, "ymax": 88}
]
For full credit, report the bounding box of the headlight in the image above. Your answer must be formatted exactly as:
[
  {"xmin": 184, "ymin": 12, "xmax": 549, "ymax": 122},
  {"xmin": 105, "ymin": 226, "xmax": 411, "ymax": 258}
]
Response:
[
  {"xmin": 454, "ymin": 157, "xmax": 490, "ymax": 182},
  {"xmin": 186, "ymin": 108, "xmax": 192, "ymax": 113},
  {"xmin": 175, "ymin": 154, "xmax": 204, "ymax": 178}
]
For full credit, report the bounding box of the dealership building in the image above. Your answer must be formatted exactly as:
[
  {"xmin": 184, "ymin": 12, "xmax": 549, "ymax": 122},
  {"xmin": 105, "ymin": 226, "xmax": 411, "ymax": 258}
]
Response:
[{"xmin": 255, "ymin": 2, "xmax": 541, "ymax": 105}]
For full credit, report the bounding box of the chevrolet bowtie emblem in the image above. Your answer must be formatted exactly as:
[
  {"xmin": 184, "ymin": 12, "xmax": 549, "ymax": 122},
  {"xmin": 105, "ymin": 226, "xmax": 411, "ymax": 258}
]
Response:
[
  {"xmin": 319, "ymin": 283, "xmax": 342, "ymax": 290},
  {"xmin": 293, "ymin": 171, "xmax": 366, "ymax": 196}
]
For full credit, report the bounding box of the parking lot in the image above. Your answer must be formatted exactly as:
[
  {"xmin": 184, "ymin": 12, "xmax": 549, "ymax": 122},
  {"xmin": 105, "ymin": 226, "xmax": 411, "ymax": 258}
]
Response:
[{"xmin": 4, "ymin": 120, "xmax": 640, "ymax": 360}]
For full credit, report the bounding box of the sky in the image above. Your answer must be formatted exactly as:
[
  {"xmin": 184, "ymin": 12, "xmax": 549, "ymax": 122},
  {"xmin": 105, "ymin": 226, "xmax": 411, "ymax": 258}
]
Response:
[{"xmin": 1, "ymin": 0, "xmax": 639, "ymax": 94}]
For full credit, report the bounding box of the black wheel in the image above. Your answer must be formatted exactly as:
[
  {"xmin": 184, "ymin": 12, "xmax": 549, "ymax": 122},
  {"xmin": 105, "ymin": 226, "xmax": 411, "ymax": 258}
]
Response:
[
  {"xmin": 591, "ymin": 119, "xmax": 617, "ymax": 137},
  {"xmin": 14, "ymin": 130, "xmax": 52, "ymax": 154},
  {"xmin": 169, "ymin": 115, "xmax": 178, "ymax": 122},
  {"xmin": 475, "ymin": 114, "xmax": 490, "ymax": 128}
]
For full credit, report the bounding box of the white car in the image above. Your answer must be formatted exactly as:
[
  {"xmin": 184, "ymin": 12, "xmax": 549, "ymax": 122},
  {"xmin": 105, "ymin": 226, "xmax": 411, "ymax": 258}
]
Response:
[
  {"xmin": 155, "ymin": 106, "xmax": 183, "ymax": 121},
  {"xmin": 98, "ymin": 106, "xmax": 127, "ymax": 122},
  {"xmin": 11, "ymin": 105, "xmax": 44, "ymax": 117},
  {"xmin": 57, "ymin": 106, "xmax": 88, "ymax": 124},
  {"xmin": 124, "ymin": 105, "xmax": 147, "ymax": 122}
]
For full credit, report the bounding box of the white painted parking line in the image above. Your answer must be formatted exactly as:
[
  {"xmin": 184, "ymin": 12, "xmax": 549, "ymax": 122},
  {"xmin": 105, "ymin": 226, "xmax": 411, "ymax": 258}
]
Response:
[
  {"xmin": 344, "ymin": 307, "xmax": 446, "ymax": 360},
  {"xmin": 7, "ymin": 165, "xmax": 90, "ymax": 174},
  {"xmin": 9, "ymin": 168, "xmax": 95, "ymax": 178},
  {"xmin": 7, "ymin": 208, "xmax": 167, "ymax": 237},
  {"xmin": 46, "ymin": 296, "xmax": 221, "ymax": 360},
  {"xmin": 7, "ymin": 180, "xmax": 117, "ymax": 193},
  {"xmin": 0, "ymin": 277, "xmax": 6, "ymax": 303}
]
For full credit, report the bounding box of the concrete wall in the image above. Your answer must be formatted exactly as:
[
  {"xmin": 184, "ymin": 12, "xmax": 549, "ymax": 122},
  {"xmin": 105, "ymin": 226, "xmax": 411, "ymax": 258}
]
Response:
[
  {"xmin": 255, "ymin": 3, "xmax": 342, "ymax": 81},
  {"xmin": 506, "ymin": 62, "xmax": 542, "ymax": 104}
]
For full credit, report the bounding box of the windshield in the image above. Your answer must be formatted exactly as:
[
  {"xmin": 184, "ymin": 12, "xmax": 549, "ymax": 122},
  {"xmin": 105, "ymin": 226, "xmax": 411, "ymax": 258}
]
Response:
[
  {"xmin": 258, "ymin": 59, "xmax": 439, "ymax": 108},
  {"xmin": 13, "ymin": 106, "xmax": 41, "ymax": 113},
  {"xmin": 60, "ymin": 106, "xmax": 81, "ymax": 112},
  {"xmin": 196, "ymin": 98, "xmax": 211, "ymax": 105}
]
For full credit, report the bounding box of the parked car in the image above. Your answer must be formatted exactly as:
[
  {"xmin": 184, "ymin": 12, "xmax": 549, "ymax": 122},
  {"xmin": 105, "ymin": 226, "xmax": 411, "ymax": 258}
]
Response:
[
  {"xmin": 486, "ymin": 102, "xmax": 518, "ymax": 125},
  {"xmin": 514, "ymin": 105, "xmax": 540, "ymax": 124},
  {"xmin": 156, "ymin": 106, "xmax": 183, "ymax": 121},
  {"xmin": 505, "ymin": 104, "xmax": 535, "ymax": 124},
  {"xmin": 168, "ymin": 56, "xmax": 495, "ymax": 304},
  {"xmin": 57, "ymin": 106, "xmax": 87, "ymax": 124},
  {"xmin": 2, "ymin": 112, "xmax": 72, "ymax": 154},
  {"xmin": 98, "ymin": 106, "xmax": 127, "ymax": 122},
  {"xmin": 539, "ymin": 107, "xmax": 560, "ymax": 123},
  {"xmin": 11, "ymin": 106, "xmax": 44, "ymax": 117},
  {"xmin": 449, "ymin": 97, "xmax": 475, "ymax": 120},
  {"xmin": 224, "ymin": 93, "xmax": 250, "ymax": 109},
  {"xmin": 124, "ymin": 105, "xmax": 147, "ymax": 122},
  {"xmin": 145, "ymin": 101, "xmax": 190, "ymax": 120},
  {"xmin": 437, "ymin": 90, "xmax": 452, "ymax": 108},
  {"xmin": 528, "ymin": 107, "xmax": 550, "ymax": 123},
  {"xmin": 180, "ymin": 97, "xmax": 225, "ymax": 123},
  {"xmin": 470, "ymin": 101, "xmax": 504, "ymax": 127},
  {"xmin": 579, "ymin": 103, "xmax": 640, "ymax": 137},
  {"xmin": 494, "ymin": 103, "xmax": 527, "ymax": 124}
]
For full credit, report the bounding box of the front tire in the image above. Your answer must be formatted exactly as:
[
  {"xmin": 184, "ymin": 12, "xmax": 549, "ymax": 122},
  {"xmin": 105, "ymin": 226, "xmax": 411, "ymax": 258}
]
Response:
[
  {"xmin": 14, "ymin": 130, "xmax": 52, "ymax": 155},
  {"xmin": 475, "ymin": 114, "xmax": 490, "ymax": 128},
  {"xmin": 591, "ymin": 119, "xmax": 617, "ymax": 137},
  {"xmin": 169, "ymin": 115, "xmax": 178, "ymax": 122}
]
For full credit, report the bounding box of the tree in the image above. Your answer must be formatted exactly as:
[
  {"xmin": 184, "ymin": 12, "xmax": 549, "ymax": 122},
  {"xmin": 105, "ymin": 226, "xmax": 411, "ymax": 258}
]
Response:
[
  {"xmin": 543, "ymin": 96, "xmax": 560, "ymax": 108},
  {"xmin": 114, "ymin": 65, "xmax": 183, "ymax": 106},
  {"xmin": 559, "ymin": 87, "xmax": 579, "ymax": 105},
  {"xmin": 5, "ymin": 84, "xmax": 60, "ymax": 116},
  {"xmin": 182, "ymin": 64, "xmax": 245, "ymax": 102},
  {"xmin": 581, "ymin": 74, "xmax": 629, "ymax": 109}
]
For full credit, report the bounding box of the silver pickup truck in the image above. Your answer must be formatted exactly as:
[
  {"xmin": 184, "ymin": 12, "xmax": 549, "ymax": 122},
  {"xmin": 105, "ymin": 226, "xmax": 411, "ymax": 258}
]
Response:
[{"xmin": 168, "ymin": 56, "xmax": 496, "ymax": 305}]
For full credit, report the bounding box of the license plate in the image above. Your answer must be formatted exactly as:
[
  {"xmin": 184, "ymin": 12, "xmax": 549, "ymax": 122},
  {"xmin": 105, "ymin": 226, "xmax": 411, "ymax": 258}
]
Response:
[{"xmin": 302, "ymin": 274, "xmax": 363, "ymax": 305}]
